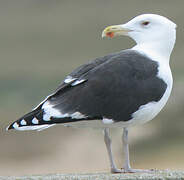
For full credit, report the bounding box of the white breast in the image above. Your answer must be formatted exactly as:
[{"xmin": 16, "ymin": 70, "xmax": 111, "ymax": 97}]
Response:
[{"xmin": 123, "ymin": 46, "xmax": 173, "ymax": 127}]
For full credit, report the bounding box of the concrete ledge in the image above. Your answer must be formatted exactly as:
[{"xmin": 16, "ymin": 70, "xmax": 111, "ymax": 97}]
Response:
[{"xmin": 2, "ymin": 170, "xmax": 184, "ymax": 180}]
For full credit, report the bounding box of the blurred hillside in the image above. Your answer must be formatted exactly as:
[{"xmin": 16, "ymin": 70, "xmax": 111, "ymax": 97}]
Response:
[{"xmin": 0, "ymin": 0, "xmax": 184, "ymax": 176}]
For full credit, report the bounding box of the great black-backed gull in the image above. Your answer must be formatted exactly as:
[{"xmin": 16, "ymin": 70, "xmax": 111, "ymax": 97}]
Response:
[{"xmin": 7, "ymin": 14, "xmax": 176, "ymax": 173}]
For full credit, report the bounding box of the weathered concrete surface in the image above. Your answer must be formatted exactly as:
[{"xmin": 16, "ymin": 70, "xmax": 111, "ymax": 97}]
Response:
[{"xmin": 1, "ymin": 170, "xmax": 184, "ymax": 180}]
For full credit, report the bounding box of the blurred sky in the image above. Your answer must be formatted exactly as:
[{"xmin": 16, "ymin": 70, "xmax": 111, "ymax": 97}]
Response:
[{"xmin": 0, "ymin": 0, "xmax": 184, "ymax": 176}]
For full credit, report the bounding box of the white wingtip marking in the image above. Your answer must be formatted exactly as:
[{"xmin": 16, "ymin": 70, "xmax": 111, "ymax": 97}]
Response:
[
  {"xmin": 32, "ymin": 117, "xmax": 39, "ymax": 124},
  {"xmin": 20, "ymin": 119, "xmax": 27, "ymax": 126},
  {"xmin": 13, "ymin": 122, "xmax": 19, "ymax": 129}
]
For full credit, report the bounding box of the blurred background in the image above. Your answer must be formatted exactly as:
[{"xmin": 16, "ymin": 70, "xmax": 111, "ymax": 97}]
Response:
[{"xmin": 0, "ymin": 0, "xmax": 184, "ymax": 176}]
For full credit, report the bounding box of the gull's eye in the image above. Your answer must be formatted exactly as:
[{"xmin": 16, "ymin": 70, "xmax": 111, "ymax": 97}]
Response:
[{"xmin": 142, "ymin": 21, "xmax": 150, "ymax": 26}]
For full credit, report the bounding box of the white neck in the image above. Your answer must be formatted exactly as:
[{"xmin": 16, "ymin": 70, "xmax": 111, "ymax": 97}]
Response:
[
  {"xmin": 132, "ymin": 40, "xmax": 174, "ymax": 63},
  {"xmin": 131, "ymin": 27, "xmax": 176, "ymax": 63}
]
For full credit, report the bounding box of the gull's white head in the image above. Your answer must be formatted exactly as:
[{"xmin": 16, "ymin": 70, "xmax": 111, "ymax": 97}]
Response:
[
  {"xmin": 121, "ymin": 14, "xmax": 176, "ymax": 45},
  {"xmin": 102, "ymin": 14, "xmax": 177, "ymax": 59}
]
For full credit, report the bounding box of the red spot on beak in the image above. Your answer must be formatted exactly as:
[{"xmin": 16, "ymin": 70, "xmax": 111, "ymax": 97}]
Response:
[{"xmin": 106, "ymin": 32, "xmax": 114, "ymax": 38}]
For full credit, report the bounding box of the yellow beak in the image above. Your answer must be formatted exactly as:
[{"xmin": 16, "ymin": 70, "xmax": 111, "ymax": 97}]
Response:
[{"xmin": 102, "ymin": 25, "xmax": 132, "ymax": 38}]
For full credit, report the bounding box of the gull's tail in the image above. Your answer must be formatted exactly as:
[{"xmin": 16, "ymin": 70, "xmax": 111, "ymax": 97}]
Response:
[{"xmin": 6, "ymin": 108, "xmax": 56, "ymax": 131}]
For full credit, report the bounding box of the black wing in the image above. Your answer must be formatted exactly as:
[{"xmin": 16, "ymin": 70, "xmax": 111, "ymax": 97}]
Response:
[
  {"xmin": 49, "ymin": 50, "xmax": 167, "ymax": 121},
  {"xmin": 8, "ymin": 50, "xmax": 167, "ymax": 130}
]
